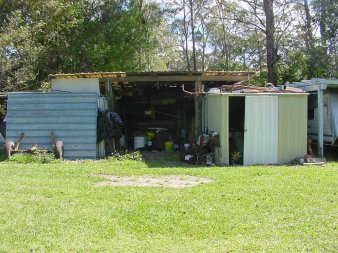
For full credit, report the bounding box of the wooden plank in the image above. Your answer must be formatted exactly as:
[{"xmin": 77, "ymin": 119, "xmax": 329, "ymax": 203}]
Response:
[{"xmin": 105, "ymin": 78, "xmax": 113, "ymax": 111}]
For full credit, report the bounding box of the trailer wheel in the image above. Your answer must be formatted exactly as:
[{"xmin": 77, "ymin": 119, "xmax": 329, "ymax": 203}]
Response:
[
  {"xmin": 5, "ymin": 140, "xmax": 14, "ymax": 158},
  {"xmin": 55, "ymin": 141, "xmax": 64, "ymax": 160}
]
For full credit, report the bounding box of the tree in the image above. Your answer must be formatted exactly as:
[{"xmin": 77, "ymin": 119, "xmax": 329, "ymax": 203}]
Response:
[
  {"xmin": 263, "ymin": 0, "xmax": 277, "ymax": 83},
  {"xmin": 0, "ymin": 0, "xmax": 164, "ymax": 91}
]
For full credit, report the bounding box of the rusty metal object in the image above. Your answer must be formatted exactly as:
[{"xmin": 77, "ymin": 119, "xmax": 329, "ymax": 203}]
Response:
[{"xmin": 5, "ymin": 131, "xmax": 63, "ymax": 159}]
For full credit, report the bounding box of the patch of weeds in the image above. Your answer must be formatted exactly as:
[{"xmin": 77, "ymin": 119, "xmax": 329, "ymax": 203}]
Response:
[
  {"xmin": 109, "ymin": 151, "xmax": 143, "ymax": 161},
  {"xmin": 9, "ymin": 152, "xmax": 59, "ymax": 164},
  {"xmin": 38, "ymin": 152, "xmax": 58, "ymax": 164}
]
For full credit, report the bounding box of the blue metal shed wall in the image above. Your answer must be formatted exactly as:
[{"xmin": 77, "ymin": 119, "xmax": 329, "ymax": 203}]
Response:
[{"xmin": 6, "ymin": 92, "xmax": 98, "ymax": 159}]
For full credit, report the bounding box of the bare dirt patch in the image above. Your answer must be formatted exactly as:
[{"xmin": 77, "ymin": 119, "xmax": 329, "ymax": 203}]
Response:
[{"xmin": 96, "ymin": 174, "xmax": 213, "ymax": 188}]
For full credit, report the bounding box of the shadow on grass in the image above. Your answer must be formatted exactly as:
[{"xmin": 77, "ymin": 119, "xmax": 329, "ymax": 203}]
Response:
[
  {"xmin": 321, "ymin": 146, "xmax": 338, "ymax": 162},
  {"xmin": 0, "ymin": 147, "xmax": 7, "ymax": 162},
  {"xmin": 140, "ymin": 151, "xmax": 194, "ymax": 168}
]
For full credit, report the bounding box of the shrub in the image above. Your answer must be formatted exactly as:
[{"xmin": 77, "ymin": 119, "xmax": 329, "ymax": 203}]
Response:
[{"xmin": 8, "ymin": 152, "xmax": 58, "ymax": 164}]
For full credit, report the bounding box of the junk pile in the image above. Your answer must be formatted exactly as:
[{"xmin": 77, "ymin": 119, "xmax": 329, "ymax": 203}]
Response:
[
  {"xmin": 179, "ymin": 131, "xmax": 219, "ymax": 166},
  {"xmin": 301, "ymin": 137, "xmax": 326, "ymax": 165}
]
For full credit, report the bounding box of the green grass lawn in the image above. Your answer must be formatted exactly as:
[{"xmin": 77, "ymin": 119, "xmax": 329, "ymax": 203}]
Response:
[{"xmin": 0, "ymin": 154, "xmax": 337, "ymax": 252}]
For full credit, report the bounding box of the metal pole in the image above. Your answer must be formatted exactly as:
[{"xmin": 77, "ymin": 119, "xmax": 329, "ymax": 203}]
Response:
[{"xmin": 317, "ymin": 85, "xmax": 324, "ymax": 157}]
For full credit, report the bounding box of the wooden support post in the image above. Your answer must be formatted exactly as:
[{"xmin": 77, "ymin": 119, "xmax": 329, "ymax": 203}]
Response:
[
  {"xmin": 105, "ymin": 78, "xmax": 113, "ymax": 111},
  {"xmin": 105, "ymin": 78, "xmax": 114, "ymax": 154},
  {"xmin": 317, "ymin": 85, "xmax": 324, "ymax": 157},
  {"xmin": 194, "ymin": 77, "xmax": 202, "ymax": 137}
]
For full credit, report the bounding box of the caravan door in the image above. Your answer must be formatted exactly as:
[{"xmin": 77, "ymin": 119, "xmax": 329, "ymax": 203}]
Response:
[{"xmin": 243, "ymin": 96, "xmax": 278, "ymax": 165}]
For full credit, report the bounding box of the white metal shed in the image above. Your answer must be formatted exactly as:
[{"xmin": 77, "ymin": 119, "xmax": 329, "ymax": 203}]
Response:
[{"xmin": 203, "ymin": 92, "xmax": 308, "ymax": 165}]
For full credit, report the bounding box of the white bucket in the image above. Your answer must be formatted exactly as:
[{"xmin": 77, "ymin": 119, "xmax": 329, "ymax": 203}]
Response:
[{"xmin": 134, "ymin": 136, "xmax": 147, "ymax": 150}]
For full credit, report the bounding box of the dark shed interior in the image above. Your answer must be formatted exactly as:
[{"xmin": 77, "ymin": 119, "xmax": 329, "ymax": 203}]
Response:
[{"xmin": 50, "ymin": 71, "xmax": 256, "ymax": 152}]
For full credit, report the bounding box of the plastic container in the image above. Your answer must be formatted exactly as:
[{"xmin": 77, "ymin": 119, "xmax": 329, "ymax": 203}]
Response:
[
  {"xmin": 164, "ymin": 140, "xmax": 174, "ymax": 152},
  {"xmin": 134, "ymin": 136, "xmax": 147, "ymax": 150},
  {"xmin": 147, "ymin": 131, "xmax": 155, "ymax": 140}
]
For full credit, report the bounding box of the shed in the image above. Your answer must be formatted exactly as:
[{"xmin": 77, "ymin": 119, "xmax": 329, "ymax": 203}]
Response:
[
  {"xmin": 48, "ymin": 71, "xmax": 255, "ymax": 158},
  {"xmin": 203, "ymin": 86, "xmax": 308, "ymax": 165},
  {"xmin": 288, "ymin": 78, "xmax": 338, "ymax": 157},
  {"xmin": 6, "ymin": 92, "xmax": 98, "ymax": 159}
]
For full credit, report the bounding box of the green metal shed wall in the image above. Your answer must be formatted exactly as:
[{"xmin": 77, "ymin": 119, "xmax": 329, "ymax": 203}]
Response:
[
  {"xmin": 278, "ymin": 95, "xmax": 308, "ymax": 163},
  {"xmin": 205, "ymin": 94, "xmax": 229, "ymax": 165}
]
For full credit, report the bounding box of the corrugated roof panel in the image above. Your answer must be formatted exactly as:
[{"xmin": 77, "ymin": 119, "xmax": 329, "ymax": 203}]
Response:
[{"xmin": 6, "ymin": 92, "xmax": 98, "ymax": 159}]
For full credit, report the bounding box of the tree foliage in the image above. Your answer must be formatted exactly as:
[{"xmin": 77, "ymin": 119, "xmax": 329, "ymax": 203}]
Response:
[
  {"xmin": 0, "ymin": 0, "xmax": 337, "ymax": 91},
  {"xmin": 0, "ymin": 0, "xmax": 166, "ymax": 91}
]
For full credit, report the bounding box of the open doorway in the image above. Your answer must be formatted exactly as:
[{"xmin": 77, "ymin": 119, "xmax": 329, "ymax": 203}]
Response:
[{"xmin": 228, "ymin": 96, "xmax": 245, "ymax": 164}]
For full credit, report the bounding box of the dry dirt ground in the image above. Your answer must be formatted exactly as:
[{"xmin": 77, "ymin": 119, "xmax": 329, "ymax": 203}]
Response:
[{"xmin": 96, "ymin": 174, "xmax": 213, "ymax": 188}]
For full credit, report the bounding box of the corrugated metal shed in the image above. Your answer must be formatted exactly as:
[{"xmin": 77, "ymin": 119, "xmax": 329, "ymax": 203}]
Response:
[
  {"xmin": 243, "ymin": 96, "xmax": 278, "ymax": 165},
  {"xmin": 204, "ymin": 94, "xmax": 229, "ymax": 165},
  {"xmin": 6, "ymin": 92, "xmax": 98, "ymax": 159},
  {"xmin": 278, "ymin": 95, "xmax": 308, "ymax": 163},
  {"xmin": 204, "ymin": 92, "xmax": 308, "ymax": 165}
]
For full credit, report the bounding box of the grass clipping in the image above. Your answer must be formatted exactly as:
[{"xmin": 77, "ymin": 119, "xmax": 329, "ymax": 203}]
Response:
[{"xmin": 96, "ymin": 174, "xmax": 213, "ymax": 188}]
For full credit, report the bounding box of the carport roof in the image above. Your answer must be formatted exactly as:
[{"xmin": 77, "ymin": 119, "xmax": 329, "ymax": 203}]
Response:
[{"xmin": 49, "ymin": 71, "xmax": 256, "ymax": 83}]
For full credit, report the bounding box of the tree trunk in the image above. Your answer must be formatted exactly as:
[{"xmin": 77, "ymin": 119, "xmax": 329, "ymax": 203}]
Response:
[
  {"xmin": 303, "ymin": 0, "xmax": 314, "ymax": 50},
  {"xmin": 318, "ymin": 0, "xmax": 327, "ymax": 47},
  {"xmin": 183, "ymin": 0, "xmax": 191, "ymax": 71},
  {"xmin": 189, "ymin": 0, "xmax": 197, "ymax": 71},
  {"xmin": 216, "ymin": 0, "xmax": 229, "ymax": 70},
  {"xmin": 263, "ymin": 0, "xmax": 277, "ymax": 84}
]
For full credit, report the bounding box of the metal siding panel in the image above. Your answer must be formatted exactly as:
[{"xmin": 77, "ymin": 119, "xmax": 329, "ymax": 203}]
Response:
[
  {"xmin": 244, "ymin": 96, "xmax": 278, "ymax": 165},
  {"xmin": 5, "ymin": 136, "xmax": 95, "ymax": 144},
  {"xmin": 8, "ymin": 96, "xmax": 98, "ymax": 104},
  {"xmin": 8, "ymin": 116, "xmax": 96, "ymax": 124},
  {"xmin": 6, "ymin": 123, "xmax": 96, "ymax": 131},
  {"xmin": 6, "ymin": 92, "xmax": 98, "ymax": 159},
  {"xmin": 205, "ymin": 94, "xmax": 229, "ymax": 165},
  {"xmin": 8, "ymin": 103, "xmax": 97, "ymax": 111},
  {"xmin": 6, "ymin": 130, "xmax": 95, "ymax": 137},
  {"xmin": 8, "ymin": 110, "xmax": 96, "ymax": 117},
  {"xmin": 51, "ymin": 78, "xmax": 100, "ymax": 94},
  {"xmin": 278, "ymin": 95, "xmax": 307, "ymax": 163},
  {"xmin": 220, "ymin": 96, "xmax": 229, "ymax": 165}
]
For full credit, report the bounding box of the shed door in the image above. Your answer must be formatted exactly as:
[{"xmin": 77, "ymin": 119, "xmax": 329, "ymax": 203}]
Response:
[{"xmin": 243, "ymin": 96, "xmax": 278, "ymax": 165}]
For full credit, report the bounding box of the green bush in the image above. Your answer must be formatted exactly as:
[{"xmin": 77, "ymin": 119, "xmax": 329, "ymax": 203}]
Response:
[{"xmin": 8, "ymin": 152, "xmax": 58, "ymax": 164}]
